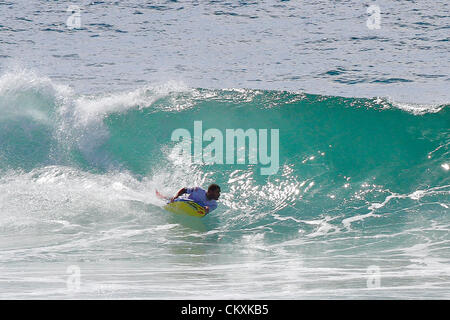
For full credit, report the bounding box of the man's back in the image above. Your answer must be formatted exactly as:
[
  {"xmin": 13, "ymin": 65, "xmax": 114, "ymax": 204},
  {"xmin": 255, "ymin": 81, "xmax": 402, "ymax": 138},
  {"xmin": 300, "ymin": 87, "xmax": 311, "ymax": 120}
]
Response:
[{"xmin": 177, "ymin": 187, "xmax": 218, "ymax": 212}]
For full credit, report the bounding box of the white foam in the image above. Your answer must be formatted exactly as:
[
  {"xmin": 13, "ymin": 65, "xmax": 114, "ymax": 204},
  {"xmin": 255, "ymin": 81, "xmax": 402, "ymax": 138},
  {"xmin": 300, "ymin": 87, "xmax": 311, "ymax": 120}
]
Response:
[
  {"xmin": 387, "ymin": 97, "xmax": 446, "ymax": 115},
  {"xmin": 73, "ymin": 80, "xmax": 191, "ymax": 123},
  {"xmin": 0, "ymin": 69, "xmax": 73, "ymax": 125}
]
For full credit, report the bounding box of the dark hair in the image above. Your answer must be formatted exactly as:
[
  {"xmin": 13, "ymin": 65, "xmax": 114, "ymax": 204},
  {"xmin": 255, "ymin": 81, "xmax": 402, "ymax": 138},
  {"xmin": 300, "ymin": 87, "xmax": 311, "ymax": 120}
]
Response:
[{"xmin": 208, "ymin": 184, "xmax": 221, "ymax": 192}]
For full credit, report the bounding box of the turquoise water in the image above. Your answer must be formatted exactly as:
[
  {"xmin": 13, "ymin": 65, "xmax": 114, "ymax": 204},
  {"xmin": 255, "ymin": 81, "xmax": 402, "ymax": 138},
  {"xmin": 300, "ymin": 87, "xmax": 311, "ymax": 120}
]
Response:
[
  {"xmin": 0, "ymin": 0, "xmax": 449, "ymax": 299},
  {"xmin": 0, "ymin": 72, "xmax": 448, "ymax": 298}
]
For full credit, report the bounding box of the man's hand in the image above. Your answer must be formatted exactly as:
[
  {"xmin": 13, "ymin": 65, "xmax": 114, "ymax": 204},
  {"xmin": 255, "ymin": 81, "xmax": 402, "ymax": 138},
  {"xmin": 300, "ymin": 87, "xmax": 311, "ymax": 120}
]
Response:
[{"xmin": 204, "ymin": 206, "xmax": 210, "ymax": 214}]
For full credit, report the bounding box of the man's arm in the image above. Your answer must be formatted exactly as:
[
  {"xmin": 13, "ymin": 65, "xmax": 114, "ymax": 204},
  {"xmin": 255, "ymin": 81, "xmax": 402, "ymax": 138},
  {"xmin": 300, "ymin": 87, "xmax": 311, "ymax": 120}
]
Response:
[{"xmin": 170, "ymin": 188, "xmax": 187, "ymax": 202}]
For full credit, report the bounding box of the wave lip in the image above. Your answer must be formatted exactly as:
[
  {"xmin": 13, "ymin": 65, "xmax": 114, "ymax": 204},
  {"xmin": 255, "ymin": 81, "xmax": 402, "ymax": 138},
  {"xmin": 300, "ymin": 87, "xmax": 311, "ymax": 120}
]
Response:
[{"xmin": 0, "ymin": 71, "xmax": 448, "ymax": 175}]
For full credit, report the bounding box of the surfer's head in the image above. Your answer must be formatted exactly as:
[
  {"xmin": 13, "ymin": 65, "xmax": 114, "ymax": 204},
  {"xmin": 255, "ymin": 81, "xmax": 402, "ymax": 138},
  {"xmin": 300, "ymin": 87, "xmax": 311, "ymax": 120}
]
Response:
[{"xmin": 207, "ymin": 184, "xmax": 221, "ymax": 200}]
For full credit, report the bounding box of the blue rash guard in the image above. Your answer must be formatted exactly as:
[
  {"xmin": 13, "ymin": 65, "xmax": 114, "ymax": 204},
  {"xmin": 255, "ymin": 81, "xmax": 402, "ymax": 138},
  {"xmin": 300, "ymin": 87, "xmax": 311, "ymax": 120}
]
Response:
[{"xmin": 175, "ymin": 187, "xmax": 218, "ymax": 212}]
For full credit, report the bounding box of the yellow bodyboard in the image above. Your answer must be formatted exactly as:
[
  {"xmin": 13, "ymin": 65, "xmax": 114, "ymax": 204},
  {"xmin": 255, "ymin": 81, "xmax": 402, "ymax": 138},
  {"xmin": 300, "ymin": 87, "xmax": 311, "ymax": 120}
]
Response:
[{"xmin": 163, "ymin": 200, "xmax": 206, "ymax": 218}]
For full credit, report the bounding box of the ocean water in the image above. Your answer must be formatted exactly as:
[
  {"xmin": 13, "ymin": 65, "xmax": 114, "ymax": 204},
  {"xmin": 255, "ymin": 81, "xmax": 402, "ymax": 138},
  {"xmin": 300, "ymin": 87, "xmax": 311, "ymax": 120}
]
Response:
[{"xmin": 0, "ymin": 0, "xmax": 449, "ymax": 299}]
